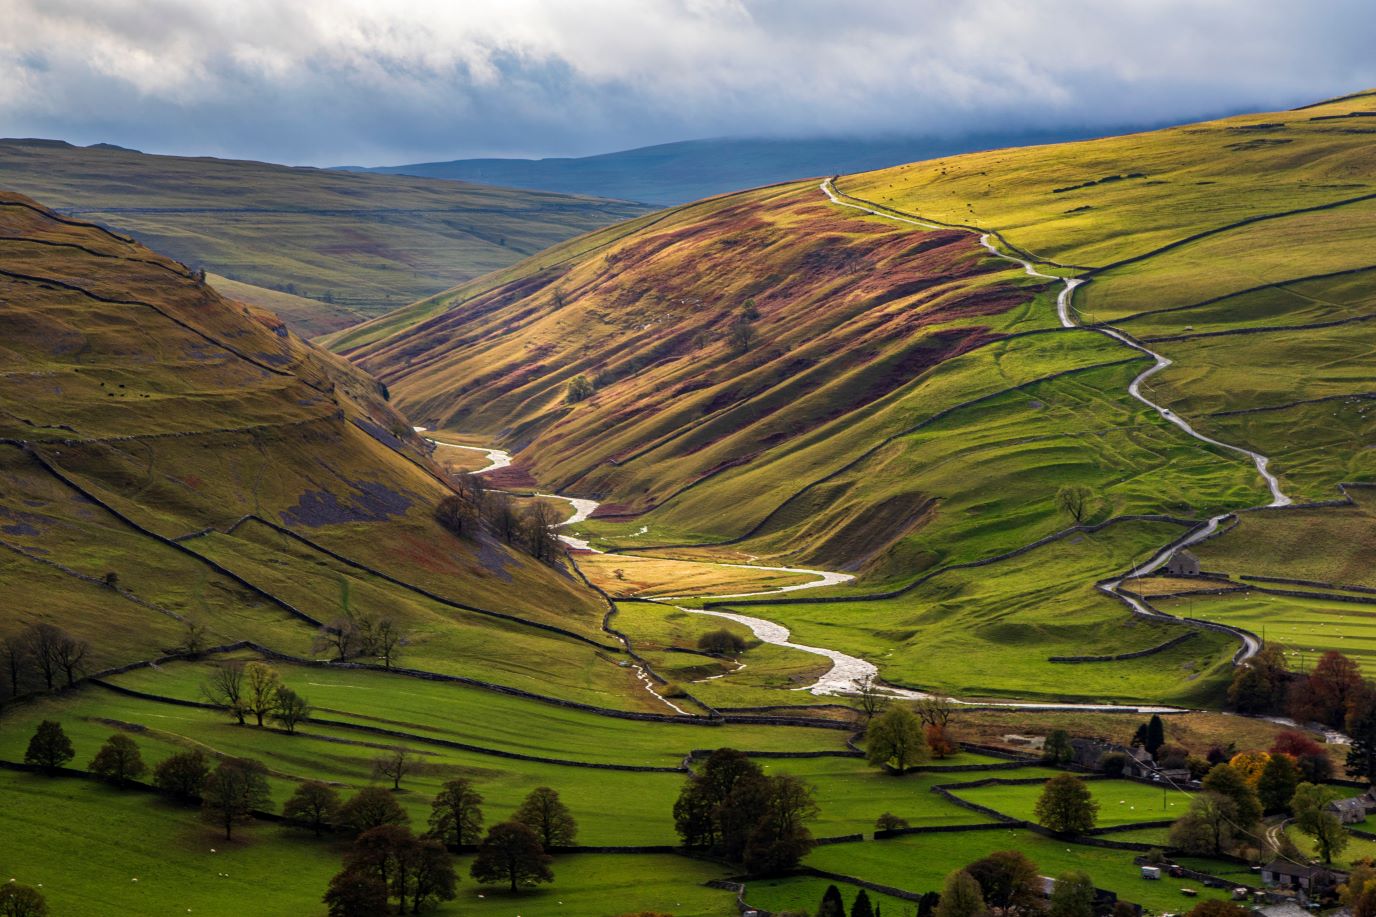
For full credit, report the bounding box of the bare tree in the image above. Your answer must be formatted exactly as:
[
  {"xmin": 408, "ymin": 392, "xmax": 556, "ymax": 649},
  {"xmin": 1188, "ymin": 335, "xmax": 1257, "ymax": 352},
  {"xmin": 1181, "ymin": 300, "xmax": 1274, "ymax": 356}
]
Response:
[
  {"xmin": 522, "ymin": 502, "xmax": 565, "ymax": 565},
  {"xmin": 1, "ymin": 632, "xmax": 32, "ymax": 698},
  {"xmin": 243, "ymin": 662, "xmax": 282, "ymax": 727},
  {"xmin": 51, "ymin": 632, "xmax": 89, "ymax": 687},
  {"xmin": 914, "ymin": 696, "xmax": 956, "ymax": 729},
  {"xmin": 371, "ymin": 617, "xmax": 407, "ymax": 670},
  {"xmin": 1055, "ymin": 484, "xmax": 1093, "ymax": 526},
  {"xmin": 317, "ymin": 613, "xmax": 364, "ymax": 661},
  {"xmin": 203, "ymin": 661, "xmax": 247, "ymax": 725},
  {"xmin": 374, "ymin": 746, "xmax": 416, "ymax": 791},
  {"xmin": 852, "ymin": 674, "xmax": 890, "ymax": 722},
  {"xmin": 483, "ymin": 493, "xmax": 522, "ymax": 544},
  {"xmin": 26, "ymin": 623, "xmax": 63, "ymax": 691}
]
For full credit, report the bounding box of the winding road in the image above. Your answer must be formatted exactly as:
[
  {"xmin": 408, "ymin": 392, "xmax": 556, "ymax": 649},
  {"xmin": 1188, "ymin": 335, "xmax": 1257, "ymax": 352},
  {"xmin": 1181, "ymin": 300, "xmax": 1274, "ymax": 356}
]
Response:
[{"xmin": 820, "ymin": 179, "xmax": 1290, "ymax": 664}]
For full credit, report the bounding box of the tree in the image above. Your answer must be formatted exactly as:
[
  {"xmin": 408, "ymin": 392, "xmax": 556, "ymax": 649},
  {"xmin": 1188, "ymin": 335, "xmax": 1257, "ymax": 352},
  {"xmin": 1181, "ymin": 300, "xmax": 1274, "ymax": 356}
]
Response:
[
  {"xmin": 1048, "ymin": 871, "xmax": 1096, "ymax": 917},
  {"xmin": 339, "ymin": 786, "xmax": 409, "ymax": 833},
  {"xmin": 1099, "ymin": 752, "xmax": 1128, "ymax": 776},
  {"xmin": 153, "ymin": 749, "xmax": 209, "ymax": 800},
  {"xmin": 25, "ymin": 623, "xmax": 63, "ymax": 691},
  {"xmin": 408, "ymin": 834, "xmax": 459, "ymax": 913},
  {"xmin": 283, "ymin": 780, "xmax": 341, "ymax": 837},
  {"xmin": 1130, "ymin": 722, "xmax": 1149, "ymax": 749},
  {"xmin": 371, "ymin": 616, "xmax": 406, "ymax": 669},
  {"xmin": 1293, "ymin": 781, "xmax": 1350, "ymax": 864},
  {"xmin": 0, "ymin": 883, "xmax": 47, "ymax": 917},
  {"xmin": 23, "ymin": 719, "xmax": 73, "ymax": 772},
  {"xmin": 1169, "ymin": 791, "xmax": 1238, "ymax": 855},
  {"xmin": 1201, "ymin": 763, "xmax": 1262, "ymax": 830},
  {"xmin": 933, "ymin": 870, "xmax": 984, "ymax": 917},
  {"xmin": 88, "ymin": 733, "xmax": 146, "ymax": 785},
  {"xmin": 1055, "ymin": 484, "xmax": 1092, "ymax": 525},
  {"xmin": 926, "ymin": 723, "xmax": 957, "ymax": 759},
  {"xmin": 373, "ymin": 746, "xmax": 416, "ymax": 791},
  {"xmin": 201, "ymin": 757, "xmax": 271, "ymax": 840},
  {"xmin": 202, "ymin": 661, "xmax": 247, "ymax": 725},
  {"xmin": 1034, "ymin": 774, "xmax": 1099, "ymax": 834},
  {"xmin": 742, "ymin": 773, "xmax": 818, "ymax": 874},
  {"xmin": 914, "ymin": 696, "xmax": 956, "ymax": 729},
  {"xmin": 470, "ymin": 821, "xmax": 553, "ymax": 893},
  {"xmin": 851, "ymin": 888, "xmax": 875, "ymax": 917},
  {"xmin": 865, "ymin": 706, "xmax": 928, "ymax": 774},
  {"xmin": 1228, "ymin": 643, "xmax": 1290, "ymax": 714},
  {"xmin": 434, "ymin": 493, "xmax": 480, "ymax": 539},
  {"xmin": 1, "ymin": 632, "xmax": 31, "ymax": 698},
  {"xmin": 741, "ymin": 298, "xmax": 760, "ymax": 321},
  {"xmin": 728, "ymin": 320, "xmax": 756, "ymax": 354},
  {"xmin": 429, "ymin": 778, "xmax": 485, "ymax": 846},
  {"xmin": 1270, "ymin": 730, "xmax": 1334, "ymax": 783},
  {"xmin": 1145, "ymin": 714, "xmax": 1166, "ymax": 758},
  {"xmin": 50, "ymin": 630, "xmax": 89, "ymax": 687},
  {"xmin": 1228, "ymin": 750, "xmax": 1270, "ymax": 787},
  {"xmin": 342, "ymin": 825, "xmax": 457, "ymax": 914},
  {"xmin": 317, "ymin": 611, "xmax": 367, "ymax": 662},
  {"xmin": 817, "ymin": 884, "xmax": 846, "ymax": 917},
  {"xmin": 272, "ymin": 686, "xmax": 310, "ymax": 734},
  {"xmin": 852, "ymin": 674, "xmax": 890, "ymax": 723},
  {"xmin": 1348, "ymin": 697, "xmax": 1376, "ymax": 782},
  {"xmin": 698, "ymin": 628, "xmax": 747, "ymax": 656},
  {"xmin": 875, "ymin": 812, "xmax": 910, "ymax": 832},
  {"xmin": 674, "ymin": 748, "xmax": 761, "ymax": 850},
  {"xmin": 323, "ymin": 867, "xmax": 387, "ymax": 917},
  {"xmin": 176, "ymin": 618, "xmax": 210, "ymax": 657},
  {"xmin": 565, "ymin": 374, "xmax": 595, "ymax": 403},
  {"xmin": 242, "ymin": 661, "xmax": 282, "ymax": 727},
  {"xmin": 966, "ymin": 850, "xmax": 1042, "ymax": 916},
  {"xmin": 1291, "ymin": 650, "xmax": 1365, "ymax": 728},
  {"xmin": 1042, "ymin": 729, "xmax": 1074, "ymax": 765},
  {"xmin": 1257, "ymin": 753, "xmax": 1300, "ymax": 814},
  {"xmin": 522, "ymin": 502, "xmax": 564, "ymax": 565},
  {"xmin": 514, "ymin": 786, "xmax": 577, "ymax": 848}
]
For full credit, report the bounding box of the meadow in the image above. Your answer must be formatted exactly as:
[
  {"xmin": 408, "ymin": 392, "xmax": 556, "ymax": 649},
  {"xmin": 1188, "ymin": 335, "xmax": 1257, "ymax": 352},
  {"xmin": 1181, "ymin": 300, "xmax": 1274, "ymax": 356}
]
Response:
[{"xmin": 947, "ymin": 777, "xmax": 1190, "ymax": 827}]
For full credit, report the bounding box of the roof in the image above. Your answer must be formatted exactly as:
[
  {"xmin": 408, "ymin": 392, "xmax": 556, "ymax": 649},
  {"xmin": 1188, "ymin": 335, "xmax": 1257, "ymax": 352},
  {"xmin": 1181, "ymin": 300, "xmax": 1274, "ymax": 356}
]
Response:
[
  {"xmin": 1330, "ymin": 797, "xmax": 1366, "ymax": 812},
  {"xmin": 1263, "ymin": 859, "xmax": 1323, "ymax": 879}
]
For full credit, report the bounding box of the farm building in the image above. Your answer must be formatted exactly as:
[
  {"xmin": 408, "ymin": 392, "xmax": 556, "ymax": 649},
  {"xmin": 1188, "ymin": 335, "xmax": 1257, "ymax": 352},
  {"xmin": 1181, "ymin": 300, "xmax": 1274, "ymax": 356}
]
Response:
[
  {"xmin": 1164, "ymin": 550, "xmax": 1201, "ymax": 576},
  {"xmin": 1328, "ymin": 795, "xmax": 1369, "ymax": 824},
  {"xmin": 1071, "ymin": 738, "xmax": 1154, "ymax": 777},
  {"xmin": 1260, "ymin": 860, "xmax": 1336, "ymax": 894}
]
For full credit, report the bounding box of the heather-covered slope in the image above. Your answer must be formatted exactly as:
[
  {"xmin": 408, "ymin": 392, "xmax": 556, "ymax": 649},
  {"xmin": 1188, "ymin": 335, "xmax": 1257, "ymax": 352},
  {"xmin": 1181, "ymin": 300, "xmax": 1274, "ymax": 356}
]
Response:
[{"xmin": 0, "ymin": 193, "xmax": 641, "ymax": 708}]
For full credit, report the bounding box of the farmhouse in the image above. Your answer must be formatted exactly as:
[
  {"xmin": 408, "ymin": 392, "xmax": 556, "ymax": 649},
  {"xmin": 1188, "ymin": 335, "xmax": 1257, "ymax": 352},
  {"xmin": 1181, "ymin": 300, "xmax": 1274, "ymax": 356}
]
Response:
[
  {"xmin": 1164, "ymin": 550, "xmax": 1201, "ymax": 576},
  {"xmin": 1070, "ymin": 738, "xmax": 1154, "ymax": 778},
  {"xmin": 1328, "ymin": 795, "xmax": 1369, "ymax": 824},
  {"xmin": 1260, "ymin": 860, "xmax": 1333, "ymax": 893}
]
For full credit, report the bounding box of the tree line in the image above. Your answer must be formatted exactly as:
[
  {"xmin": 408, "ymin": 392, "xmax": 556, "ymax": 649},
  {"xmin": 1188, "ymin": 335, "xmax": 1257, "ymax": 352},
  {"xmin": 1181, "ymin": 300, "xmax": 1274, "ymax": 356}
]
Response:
[
  {"xmin": 434, "ymin": 472, "xmax": 563, "ymax": 565},
  {"xmin": 18, "ymin": 718, "xmax": 580, "ymax": 914},
  {"xmin": 1, "ymin": 621, "xmax": 90, "ymax": 700}
]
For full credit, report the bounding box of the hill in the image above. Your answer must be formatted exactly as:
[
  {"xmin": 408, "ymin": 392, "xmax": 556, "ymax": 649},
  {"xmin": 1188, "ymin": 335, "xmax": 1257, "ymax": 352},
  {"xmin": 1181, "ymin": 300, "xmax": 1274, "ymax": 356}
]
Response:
[
  {"xmin": 342, "ymin": 129, "xmax": 1156, "ymax": 207},
  {"xmin": 0, "ymin": 191, "xmax": 644, "ymax": 710},
  {"xmin": 341, "ymin": 90, "xmax": 1376, "ymax": 705},
  {"xmin": 0, "ymin": 139, "xmax": 648, "ymax": 335}
]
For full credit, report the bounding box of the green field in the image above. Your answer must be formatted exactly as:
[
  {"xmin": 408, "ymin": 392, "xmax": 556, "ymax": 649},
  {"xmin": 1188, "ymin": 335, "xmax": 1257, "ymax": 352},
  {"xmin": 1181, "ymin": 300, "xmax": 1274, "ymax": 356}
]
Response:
[{"xmin": 948, "ymin": 777, "xmax": 1190, "ymax": 827}]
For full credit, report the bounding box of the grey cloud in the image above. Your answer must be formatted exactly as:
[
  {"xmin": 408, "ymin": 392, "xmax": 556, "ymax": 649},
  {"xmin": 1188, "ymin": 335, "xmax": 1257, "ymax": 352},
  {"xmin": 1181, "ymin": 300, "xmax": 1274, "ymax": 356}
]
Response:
[{"xmin": 1, "ymin": 0, "xmax": 1372, "ymax": 164}]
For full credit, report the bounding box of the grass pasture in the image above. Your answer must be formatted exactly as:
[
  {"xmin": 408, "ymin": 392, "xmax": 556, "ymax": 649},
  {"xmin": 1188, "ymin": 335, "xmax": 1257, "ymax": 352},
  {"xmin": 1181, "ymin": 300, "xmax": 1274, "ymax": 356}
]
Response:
[{"xmin": 947, "ymin": 777, "xmax": 1190, "ymax": 827}]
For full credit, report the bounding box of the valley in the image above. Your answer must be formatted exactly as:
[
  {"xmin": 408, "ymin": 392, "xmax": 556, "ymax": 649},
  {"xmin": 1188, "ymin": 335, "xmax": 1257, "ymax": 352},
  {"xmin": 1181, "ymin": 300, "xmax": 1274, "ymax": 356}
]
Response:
[{"xmin": 4, "ymin": 88, "xmax": 1376, "ymax": 917}]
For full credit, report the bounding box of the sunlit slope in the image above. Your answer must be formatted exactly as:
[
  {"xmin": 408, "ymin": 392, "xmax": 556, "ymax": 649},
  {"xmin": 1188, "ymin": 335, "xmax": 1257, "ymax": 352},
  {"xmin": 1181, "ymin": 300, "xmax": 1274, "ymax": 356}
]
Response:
[{"xmin": 0, "ymin": 193, "xmax": 634, "ymax": 706}]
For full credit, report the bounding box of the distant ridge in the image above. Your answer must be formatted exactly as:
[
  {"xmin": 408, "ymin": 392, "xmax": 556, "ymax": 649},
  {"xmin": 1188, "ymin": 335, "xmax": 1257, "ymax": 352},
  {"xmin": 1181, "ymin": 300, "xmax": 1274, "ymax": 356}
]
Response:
[{"xmin": 340, "ymin": 127, "xmax": 1162, "ymax": 206}]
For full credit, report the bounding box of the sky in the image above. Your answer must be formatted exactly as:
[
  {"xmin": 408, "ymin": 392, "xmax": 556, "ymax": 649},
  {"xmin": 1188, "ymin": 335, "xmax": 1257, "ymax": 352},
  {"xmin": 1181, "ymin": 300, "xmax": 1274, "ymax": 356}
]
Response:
[{"xmin": 2, "ymin": 0, "xmax": 1373, "ymax": 166}]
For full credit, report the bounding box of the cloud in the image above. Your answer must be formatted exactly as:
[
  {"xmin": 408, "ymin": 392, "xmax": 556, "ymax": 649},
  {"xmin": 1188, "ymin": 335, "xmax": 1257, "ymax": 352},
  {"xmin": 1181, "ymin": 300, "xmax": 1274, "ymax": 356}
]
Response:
[{"xmin": 1, "ymin": 0, "xmax": 1372, "ymax": 164}]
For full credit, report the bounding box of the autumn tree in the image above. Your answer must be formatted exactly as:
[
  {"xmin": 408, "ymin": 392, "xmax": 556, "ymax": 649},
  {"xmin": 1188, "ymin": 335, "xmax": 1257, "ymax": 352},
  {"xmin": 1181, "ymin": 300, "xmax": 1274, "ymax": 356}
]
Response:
[
  {"xmin": 926, "ymin": 723, "xmax": 957, "ymax": 759},
  {"xmin": 88, "ymin": 733, "xmax": 146, "ymax": 785},
  {"xmin": 1348, "ymin": 697, "xmax": 1376, "ymax": 782},
  {"xmin": 283, "ymin": 780, "xmax": 341, "ymax": 837},
  {"xmin": 1291, "ymin": 650, "xmax": 1365, "ymax": 728},
  {"xmin": 470, "ymin": 821, "xmax": 553, "ymax": 893},
  {"xmin": 153, "ymin": 749, "xmax": 209, "ymax": 800},
  {"xmin": 340, "ymin": 825, "xmax": 456, "ymax": 913},
  {"xmin": 339, "ymin": 786, "xmax": 409, "ymax": 833},
  {"xmin": 865, "ymin": 705, "xmax": 928, "ymax": 773},
  {"xmin": 1271, "ymin": 730, "xmax": 1334, "ymax": 783},
  {"xmin": 1228, "ymin": 750, "xmax": 1270, "ymax": 787},
  {"xmin": 201, "ymin": 757, "xmax": 271, "ymax": 840},
  {"xmin": 202, "ymin": 660, "xmax": 247, "ymax": 724},
  {"xmin": 1034, "ymin": 774, "xmax": 1099, "ymax": 834},
  {"xmin": 430, "ymin": 778, "xmax": 485, "ymax": 846},
  {"xmin": 513, "ymin": 786, "xmax": 577, "ymax": 848}
]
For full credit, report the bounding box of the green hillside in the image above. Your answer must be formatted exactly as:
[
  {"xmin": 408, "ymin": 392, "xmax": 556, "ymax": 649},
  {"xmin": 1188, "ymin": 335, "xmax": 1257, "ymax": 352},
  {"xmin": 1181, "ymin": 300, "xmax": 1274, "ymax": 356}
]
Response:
[{"xmin": 0, "ymin": 139, "xmax": 648, "ymax": 335}]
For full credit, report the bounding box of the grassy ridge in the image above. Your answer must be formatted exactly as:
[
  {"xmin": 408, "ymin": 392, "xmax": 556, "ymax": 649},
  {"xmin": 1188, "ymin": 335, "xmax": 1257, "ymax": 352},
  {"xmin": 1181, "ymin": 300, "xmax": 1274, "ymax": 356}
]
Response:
[{"xmin": 0, "ymin": 139, "xmax": 648, "ymax": 334}]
